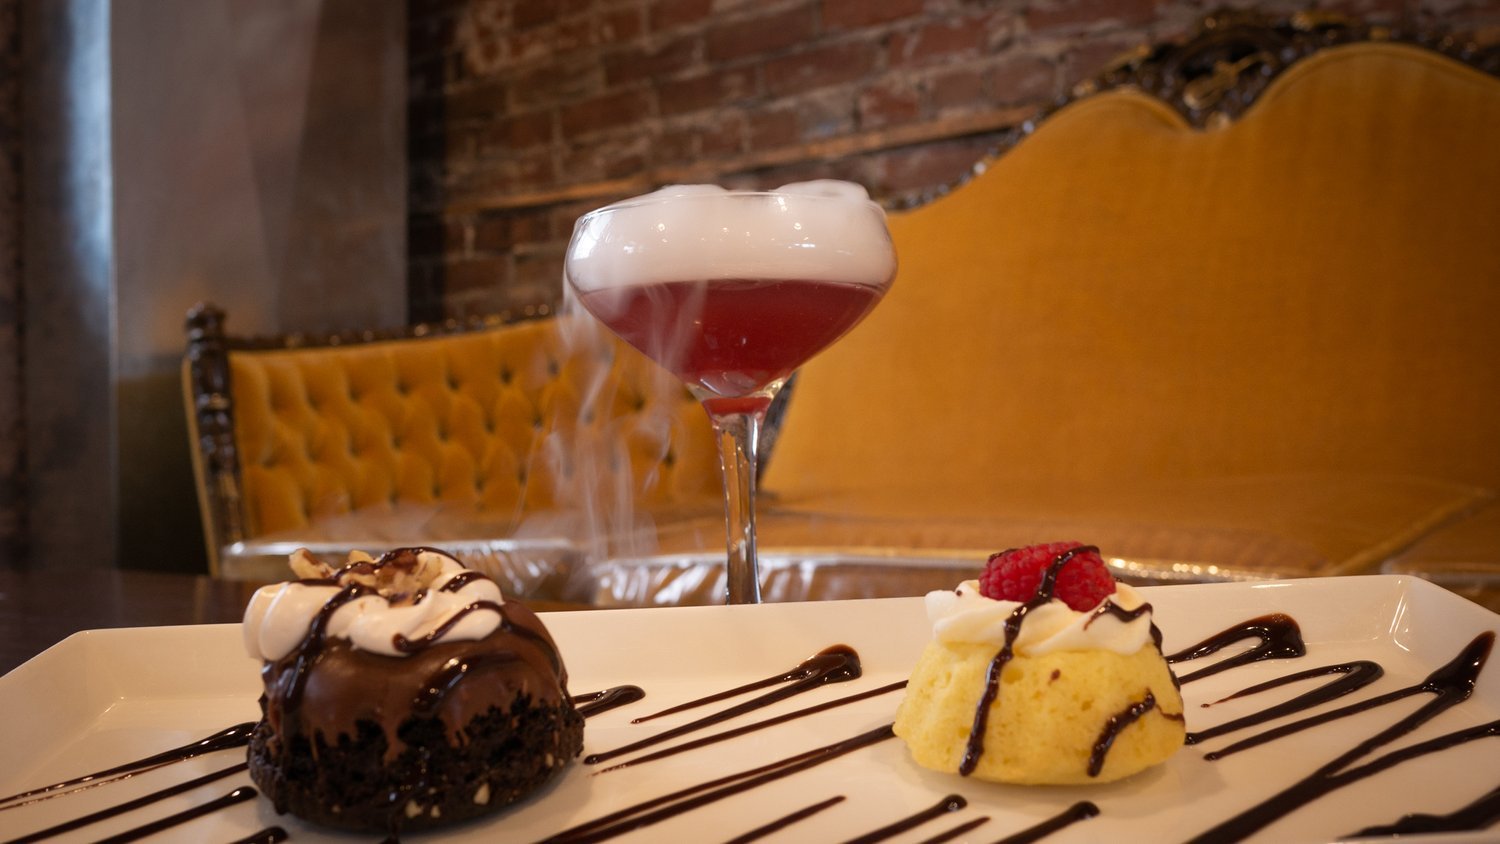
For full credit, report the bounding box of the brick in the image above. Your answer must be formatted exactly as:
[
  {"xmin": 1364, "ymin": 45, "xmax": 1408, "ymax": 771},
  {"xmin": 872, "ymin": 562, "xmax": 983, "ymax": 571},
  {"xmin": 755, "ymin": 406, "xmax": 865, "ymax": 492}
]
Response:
[
  {"xmin": 822, "ymin": 0, "xmax": 924, "ymax": 31},
  {"xmin": 858, "ymin": 78, "xmax": 922, "ymax": 128},
  {"xmin": 698, "ymin": 111, "xmax": 747, "ymax": 157},
  {"xmin": 511, "ymin": 58, "xmax": 604, "ymax": 110},
  {"xmin": 869, "ymin": 137, "xmax": 994, "ymax": 194},
  {"xmin": 512, "ymin": 0, "xmax": 559, "ymax": 30},
  {"xmin": 747, "ymin": 107, "xmax": 800, "ymax": 150},
  {"xmin": 600, "ymin": 8, "xmax": 646, "ymax": 45},
  {"xmin": 926, "ymin": 66, "xmax": 987, "ymax": 111},
  {"xmin": 705, "ymin": 4, "xmax": 817, "ymax": 63},
  {"xmin": 604, "ymin": 36, "xmax": 699, "ymax": 87},
  {"xmin": 889, "ymin": 18, "xmax": 990, "ymax": 66},
  {"xmin": 656, "ymin": 124, "xmax": 700, "ymax": 160},
  {"xmin": 795, "ymin": 88, "xmax": 856, "ymax": 139},
  {"xmin": 481, "ymin": 110, "xmax": 554, "ymax": 150},
  {"xmin": 561, "ymin": 88, "xmax": 654, "ymax": 137},
  {"xmin": 1025, "ymin": 0, "xmax": 1161, "ymax": 33},
  {"xmin": 472, "ymin": 214, "xmax": 515, "ymax": 252},
  {"xmin": 559, "ymin": 134, "xmax": 652, "ymax": 182},
  {"xmin": 444, "ymin": 256, "xmax": 512, "ymax": 296},
  {"xmin": 764, "ymin": 41, "xmax": 879, "ymax": 97},
  {"xmin": 658, "ymin": 66, "xmax": 757, "ymax": 115},
  {"xmin": 444, "ymin": 80, "xmax": 509, "ymax": 122},
  {"xmin": 508, "ymin": 208, "xmax": 554, "ymax": 244},
  {"xmin": 650, "ymin": 0, "xmax": 713, "ymax": 31},
  {"xmin": 513, "ymin": 248, "xmax": 567, "ymax": 296},
  {"xmin": 987, "ymin": 53, "xmax": 1058, "ymax": 105}
]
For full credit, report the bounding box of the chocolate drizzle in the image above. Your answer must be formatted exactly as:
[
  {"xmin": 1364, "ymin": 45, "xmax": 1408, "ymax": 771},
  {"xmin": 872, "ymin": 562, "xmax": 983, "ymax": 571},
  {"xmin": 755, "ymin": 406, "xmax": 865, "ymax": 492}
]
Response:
[
  {"xmin": 541, "ymin": 724, "xmax": 897, "ymax": 843},
  {"xmin": 1350, "ymin": 782, "xmax": 1500, "ymax": 837},
  {"xmin": 1185, "ymin": 660, "xmax": 1383, "ymax": 748},
  {"xmin": 843, "ymin": 793, "xmax": 967, "ymax": 844},
  {"xmin": 572, "ymin": 685, "xmax": 647, "ymax": 718},
  {"xmin": 0, "ymin": 722, "xmax": 255, "ymax": 810},
  {"xmin": 584, "ymin": 645, "xmax": 862, "ymax": 765},
  {"xmin": 594, "ymin": 680, "xmax": 906, "ymax": 773},
  {"xmin": 960, "ymin": 545, "xmax": 1095, "ymax": 776},
  {"xmin": 1165, "ymin": 613, "xmax": 1305, "ymax": 684},
  {"xmin": 5, "ymin": 763, "xmax": 248, "ymax": 843},
  {"xmin": 992, "ymin": 801, "xmax": 1100, "ymax": 844},
  {"xmin": 1185, "ymin": 631, "xmax": 1496, "ymax": 843},
  {"xmin": 91, "ymin": 786, "xmax": 258, "ymax": 844},
  {"xmin": 1088, "ymin": 693, "xmax": 1158, "ymax": 777},
  {"xmin": 723, "ymin": 795, "xmax": 846, "ymax": 844},
  {"xmin": 631, "ymin": 644, "xmax": 861, "ymax": 723},
  {"xmin": 1201, "ymin": 634, "xmax": 1490, "ymax": 761},
  {"xmin": 393, "ymin": 600, "xmax": 505, "ymax": 653}
]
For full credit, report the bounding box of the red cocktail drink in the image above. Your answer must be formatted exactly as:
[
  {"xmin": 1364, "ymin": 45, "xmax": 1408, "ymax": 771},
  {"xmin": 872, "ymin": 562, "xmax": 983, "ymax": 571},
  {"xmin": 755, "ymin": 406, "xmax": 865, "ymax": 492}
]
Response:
[
  {"xmin": 576, "ymin": 277, "xmax": 883, "ymax": 405},
  {"xmin": 566, "ymin": 182, "xmax": 897, "ymax": 603}
]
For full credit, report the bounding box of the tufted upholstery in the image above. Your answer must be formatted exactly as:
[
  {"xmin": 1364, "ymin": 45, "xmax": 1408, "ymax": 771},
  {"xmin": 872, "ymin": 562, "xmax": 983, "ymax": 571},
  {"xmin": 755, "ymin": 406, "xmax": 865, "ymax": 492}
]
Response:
[{"xmin": 188, "ymin": 312, "xmax": 723, "ymax": 581}]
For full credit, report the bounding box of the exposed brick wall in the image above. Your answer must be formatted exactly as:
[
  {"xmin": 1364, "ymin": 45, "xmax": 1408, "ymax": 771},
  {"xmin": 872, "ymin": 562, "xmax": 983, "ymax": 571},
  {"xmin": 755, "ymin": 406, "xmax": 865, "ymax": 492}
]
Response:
[
  {"xmin": 407, "ymin": 0, "xmax": 1500, "ymax": 321},
  {"xmin": 0, "ymin": 0, "xmax": 22, "ymax": 566}
]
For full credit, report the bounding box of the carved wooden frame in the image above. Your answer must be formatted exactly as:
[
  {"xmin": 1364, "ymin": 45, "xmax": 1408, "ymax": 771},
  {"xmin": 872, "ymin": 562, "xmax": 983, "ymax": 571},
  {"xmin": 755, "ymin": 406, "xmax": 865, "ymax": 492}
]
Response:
[{"xmin": 896, "ymin": 10, "xmax": 1500, "ymax": 209}]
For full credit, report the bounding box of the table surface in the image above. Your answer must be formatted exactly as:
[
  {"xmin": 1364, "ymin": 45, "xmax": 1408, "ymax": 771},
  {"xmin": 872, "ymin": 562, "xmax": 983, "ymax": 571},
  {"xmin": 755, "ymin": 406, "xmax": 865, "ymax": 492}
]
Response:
[{"xmin": 0, "ymin": 568, "xmax": 587, "ymax": 677}]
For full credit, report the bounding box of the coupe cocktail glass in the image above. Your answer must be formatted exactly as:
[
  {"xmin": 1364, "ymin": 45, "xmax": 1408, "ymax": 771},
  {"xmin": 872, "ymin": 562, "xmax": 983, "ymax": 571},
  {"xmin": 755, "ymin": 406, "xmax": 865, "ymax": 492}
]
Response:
[{"xmin": 564, "ymin": 182, "xmax": 897, "ymax": 603}]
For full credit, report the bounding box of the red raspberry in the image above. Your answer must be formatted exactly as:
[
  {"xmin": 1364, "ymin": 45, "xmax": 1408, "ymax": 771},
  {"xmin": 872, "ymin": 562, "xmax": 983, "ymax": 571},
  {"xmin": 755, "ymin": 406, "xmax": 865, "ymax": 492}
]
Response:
[{"xmin": 978, "ymin": 542, "xmax": 1116, "ymax": 611}]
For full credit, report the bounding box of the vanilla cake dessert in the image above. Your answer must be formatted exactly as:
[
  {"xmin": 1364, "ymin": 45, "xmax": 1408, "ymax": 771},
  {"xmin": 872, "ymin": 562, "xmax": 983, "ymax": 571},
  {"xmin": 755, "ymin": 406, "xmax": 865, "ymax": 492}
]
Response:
[{"xmin": 894, "ymin": 543, "xmax": 1184, "ymax": 784}]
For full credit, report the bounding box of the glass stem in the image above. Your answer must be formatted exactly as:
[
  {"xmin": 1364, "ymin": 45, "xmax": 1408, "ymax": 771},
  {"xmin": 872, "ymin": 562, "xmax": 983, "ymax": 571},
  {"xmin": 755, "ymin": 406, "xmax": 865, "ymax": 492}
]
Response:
[{"xmin": 704, "ymin": 401, "xmax": 766, "ymax": 604}]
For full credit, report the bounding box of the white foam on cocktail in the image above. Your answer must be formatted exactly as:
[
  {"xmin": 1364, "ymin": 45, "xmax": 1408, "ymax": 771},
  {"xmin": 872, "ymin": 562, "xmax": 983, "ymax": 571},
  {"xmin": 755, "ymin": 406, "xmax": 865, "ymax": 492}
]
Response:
[{"xmin": 566, "ymin": 181, "xmax": 897, "ymax": 291}]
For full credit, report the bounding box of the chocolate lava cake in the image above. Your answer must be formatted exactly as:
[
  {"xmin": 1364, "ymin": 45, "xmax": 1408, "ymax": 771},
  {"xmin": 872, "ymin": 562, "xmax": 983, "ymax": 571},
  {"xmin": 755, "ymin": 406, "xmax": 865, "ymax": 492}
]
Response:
[{"xmin": 242, "ymin": 547, "xmax": 584, "ymax": 833}]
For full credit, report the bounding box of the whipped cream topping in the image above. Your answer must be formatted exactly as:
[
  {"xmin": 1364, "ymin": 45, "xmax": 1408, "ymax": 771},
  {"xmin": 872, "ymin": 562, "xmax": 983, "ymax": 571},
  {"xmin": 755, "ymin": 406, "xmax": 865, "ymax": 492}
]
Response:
[
  {"xmin": 243, "ymin": 549, "xmax": 505, "ymax": 662},
  {"xmin": 926, "ymin": 580, "xmax": 1154, "ymax": 657}
]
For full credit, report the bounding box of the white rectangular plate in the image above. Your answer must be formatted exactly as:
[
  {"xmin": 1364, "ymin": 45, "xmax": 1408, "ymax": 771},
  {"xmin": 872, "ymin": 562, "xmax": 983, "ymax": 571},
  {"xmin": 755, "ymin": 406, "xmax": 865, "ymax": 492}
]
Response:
[{"xmin": 1, "ymin": 575, "xmax": 1498, "ymax": 843}]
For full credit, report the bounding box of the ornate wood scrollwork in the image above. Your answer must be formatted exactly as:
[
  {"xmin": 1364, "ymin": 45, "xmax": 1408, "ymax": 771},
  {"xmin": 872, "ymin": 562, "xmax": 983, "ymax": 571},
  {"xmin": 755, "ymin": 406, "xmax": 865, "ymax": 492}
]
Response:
[
  {"xmin": 903, "ymin": 10, "xmax": 1499, "ymax": 208},
  {"xmin": 184, "ymin": 302, "xmax": 246, "ymax": 563},
  {"xmin": 1083, "ymin": 10, "xmax": 1499, "ymax": 129}
]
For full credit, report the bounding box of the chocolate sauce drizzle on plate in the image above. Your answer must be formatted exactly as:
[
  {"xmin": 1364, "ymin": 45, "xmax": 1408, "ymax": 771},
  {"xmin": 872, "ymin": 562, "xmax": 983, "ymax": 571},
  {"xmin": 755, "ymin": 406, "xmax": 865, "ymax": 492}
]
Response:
[
  {"xmin": 1183, "ymin": 630, "xmax": 1496, "ymax": 843},
  {"xmin": 1350, "ymin": 781, "xmax": 1500, "ymax": 838},
  {"xmin": 89, "ymin": 786, "xmax": 258, "ymax": 844},
  {"xmin": 0, "ymin": 722, "xmax": 255, "ymax": 810},
  {"xmin": 593, "ymin": 680, "xmax": 906, "ymax": 773},
  {"xmin": 722, "ymin": 794, "xmax": 846, "ymax": 844},
  {"xmin": 842, "ymin": 793, "xmax": 966, "ymax": 844},
  {"xmin": 1165, "ymin": 613, "xmax": 1306, "ymax": 684},
  {"xmin": 5, "ymin": 762, "xmax": 248, "ymax": 844},
  {"xmin": 630, "ymin": 644, "xmax": 862, "ymax": 724},
  {"xmin": 583, "ymin": 644, "xmax": 862, "ymax": 765},
  {"xmin": 571, "ymin": 685, "xmax": 647, "ymax": 719},
  {"xmin": 1184, "ymin": 659, "xmax": 1383, "ymax": 749},
  {"xmin": 539, "ymin": 723, "xmax": 897, "ymax": 843},
  {"xmin": 991, "ymin": 801, "xmax": 1100, "ymax": 844}
]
